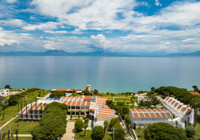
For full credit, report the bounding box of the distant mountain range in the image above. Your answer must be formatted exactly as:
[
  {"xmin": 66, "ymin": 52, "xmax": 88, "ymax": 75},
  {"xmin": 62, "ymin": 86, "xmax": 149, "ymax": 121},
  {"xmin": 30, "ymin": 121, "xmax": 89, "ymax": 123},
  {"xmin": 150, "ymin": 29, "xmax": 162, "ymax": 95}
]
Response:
[
  {"xmin": 0, "ymin": 50, "xmax": 200, "ymax": 57},
  {"xmin": 169, "ymin": 51, "xmax": 200, "ymax": 56}
]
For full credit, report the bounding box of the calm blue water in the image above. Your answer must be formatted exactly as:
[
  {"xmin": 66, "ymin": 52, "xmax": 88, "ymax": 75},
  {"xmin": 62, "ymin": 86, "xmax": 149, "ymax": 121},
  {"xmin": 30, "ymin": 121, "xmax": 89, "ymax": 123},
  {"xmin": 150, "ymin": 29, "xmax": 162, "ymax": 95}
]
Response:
[{"xmin": 0, "ymin": 56, "xmax": 200, "ymax": 93}]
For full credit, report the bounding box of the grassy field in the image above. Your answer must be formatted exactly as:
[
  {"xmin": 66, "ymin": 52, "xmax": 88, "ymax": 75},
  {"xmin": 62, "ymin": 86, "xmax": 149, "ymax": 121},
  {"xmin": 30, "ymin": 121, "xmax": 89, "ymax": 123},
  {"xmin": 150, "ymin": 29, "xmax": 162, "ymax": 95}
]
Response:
[
  {"xmin": 0, "ymin": 90, "xmax": 48, "ymax": 127},
  {"xmin": 135, "ymin": 128, "xmax": 145, "ymax": 140},
  {"xmin": 2, "ymin": 118, "xmax": 39, "ymax": 134},
  {"xmin": 113, "ymin": 97, "xmax": 131, "ymax": 102},
  {"xmin": 75, "ymin": 130, "xmax": 112, "ymax": 140}
]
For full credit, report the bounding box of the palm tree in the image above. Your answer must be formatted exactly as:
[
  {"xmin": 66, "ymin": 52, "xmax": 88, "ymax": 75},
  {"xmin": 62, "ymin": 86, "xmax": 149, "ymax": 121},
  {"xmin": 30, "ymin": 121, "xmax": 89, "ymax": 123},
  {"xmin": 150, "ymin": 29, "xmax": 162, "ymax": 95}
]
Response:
[
  {"xmin": 7, "ymin": 130, "xmax": 10, "ymax": 140},
  {"xmin": 78, "ymin": 111, "xmax": 81, "ymax": 119},
  {"xmin": 104, "ymin": 121, "xmax": 109, "ymax": 136},
  {"xmin": 11, "ymin": 133, "xmax": 13, "ymax": 140},
  {"xmin": 70, "ymin": 111, "xmax": 74, "ymax": 120},
  {"xmin": 31, "ymin": 102, "xmax": 33, "ymax": 122},
  {"xmin": 2, "ymin": 112, "xmax": 4, "ymax": 120},
  {"xmin": 21, "ymin": 102, "xmax": 23, "ymax": 121},
  {"xmin": 25, "ymin": 101, "xmax": 28, "ymax": 121},
  {"xmin": 14, "ymin": 129, "xmax": 19, "ymax": 140},
  {"xmin": 40, "ymin": 103, "xmax": 43, "ymax": 117},
  {"xmin": 83, "ymin": 118, "xmax": 89, "ymax": 136}
]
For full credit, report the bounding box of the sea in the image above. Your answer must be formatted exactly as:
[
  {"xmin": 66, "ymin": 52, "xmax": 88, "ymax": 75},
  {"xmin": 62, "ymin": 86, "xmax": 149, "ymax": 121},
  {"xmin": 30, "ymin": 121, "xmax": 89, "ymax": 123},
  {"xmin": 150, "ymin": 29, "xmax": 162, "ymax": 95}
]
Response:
[{"xmin": 0, "ymin": 56, "xmax": 200, "ymax": 93}]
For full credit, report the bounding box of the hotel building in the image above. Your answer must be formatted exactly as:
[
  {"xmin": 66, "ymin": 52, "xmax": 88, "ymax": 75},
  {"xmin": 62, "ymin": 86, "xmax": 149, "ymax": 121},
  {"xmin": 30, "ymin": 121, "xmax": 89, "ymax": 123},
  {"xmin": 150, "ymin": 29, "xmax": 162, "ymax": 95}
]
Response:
[
  {"xmin": 129, "ymin": 109, "xmax": 173, "ymax": 128},
  {"xmin": 163, "ymin": 96, "xmax": 194, "ymax": 128},
  {"xmin": 18, "ymin": 95, "xmax": 116, "ymax": 126}
]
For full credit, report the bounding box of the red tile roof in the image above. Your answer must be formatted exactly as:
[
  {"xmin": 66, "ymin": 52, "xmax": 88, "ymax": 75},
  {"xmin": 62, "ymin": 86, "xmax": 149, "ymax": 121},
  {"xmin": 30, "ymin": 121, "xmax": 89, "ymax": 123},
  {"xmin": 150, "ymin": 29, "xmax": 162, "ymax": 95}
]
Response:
[
  {"xmin": 189, "ymin": 91, "xmax": 200, "ymax": 96},
  {"xmin": 89, "ymin": 108, "xmax": 95, "ymax": 111},
  {"xmin": 86, "ymin": 101, "xmax": 91, "ymax": 107},
  {"xmin": 56, "ymin": 89, "xmax": 68, "ymax": 91},
  {"xmin": 185, "ymin": 109, "xmax": 192, "ymax": 116},
  {"xmin": 84, "ymin": 96, "xmax": 92, "ymax": 100},
  {"xmin": 97, "ymin": 107, "xmax": 115, "ymax": 117},
  {"xmin": 130, "ymin": 109, "xmax": 172, "ymax": 119},
  {"xmin": 76, "ymin": 101, "xmax": 81, "ymax": 107},
  {"xmin": 81, "ymin": 101, "xmax": 86, "ymax": 106}
]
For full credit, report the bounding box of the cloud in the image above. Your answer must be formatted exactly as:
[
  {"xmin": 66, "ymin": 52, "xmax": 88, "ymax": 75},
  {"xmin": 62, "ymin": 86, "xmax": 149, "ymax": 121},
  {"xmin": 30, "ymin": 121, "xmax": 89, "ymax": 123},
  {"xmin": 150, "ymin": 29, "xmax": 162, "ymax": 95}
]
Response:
[
  {"xmin": 155, "ymin": 0, "xmax": 162, "ymax": 6},
  {"xmin": 90, "ymin": 28, "xmax": 200, "ymax": 53},
  {"xmin": 41, "ymin": 36, "xmax": 92, "ymax": 52},
  {"xmin": 137, "ymin": 2, "xmax": 200, "ymax": 27},
  {"xmin": 0, "ymin": 19, "xmax": 26, "ymax": 27},
  {"xmin": 30, "ymin": 0, "xmax": 137, "ymax": 31},
  {"xmin": 0, "ymin": 38, "xmax": 18, "ymax": 47},
  {"xmin": 0, "ymin": 27, "xmax": 18, "ymax": 47},
  {"xmin": 1, "ymin": 0, "xmax": 200, "ymax": 53},
  {"xmin": 0, "ymin": 27, "xmax": 44, "ymax": 51},
  {"xmin": 6, "ymin": 0, "xmax": 17, "ymax": 4},
  {"xmin": 23, "ymin": 21, "xmax": 60, "ymax": 31}
]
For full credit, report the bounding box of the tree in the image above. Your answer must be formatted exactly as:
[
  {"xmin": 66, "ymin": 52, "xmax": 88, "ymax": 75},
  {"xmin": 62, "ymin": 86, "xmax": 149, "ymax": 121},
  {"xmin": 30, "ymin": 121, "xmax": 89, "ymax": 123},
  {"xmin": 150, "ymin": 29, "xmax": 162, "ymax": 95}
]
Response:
[
  {"xmin": 7, "ymin": 130, "xmax": 10, "ymax": 140},
  {"xmin": 185, "ymin": 126, "xmax": 196, "ymax": 138},
  {"xmin": 93, "ymin": 89, "xmax": 99, "ymax": 95},
  {"xmin": 192, "ymin": 85, "xmax": 200, "ymax": 92},
  {"xmin": 83, "ymin": 118, "xmax": 89, "ymax": 136},
  {"xmin": 124, "ymin": 114, "xmax": 131, "ymax": 132},
  {"xmin": 109, "ymin": 118, "xmax": 120, "ymax": 130},
  {"xmin": 14, "ymin": 129, "xmax": 19, "ymax": 140},
  {"xmin": 91, "ymin": 126, "xmax": 104, "ymax": 140},
  {"xmin": 190, "ymin": 97, "xmax": 200, "ymax": 127},
  {"xmin": 4, "ymin": 85, "xmax": 11, "ymax": 89},
  {"xmin": 106, "ymin": 100, "xmax": 113, "ymax": 106},
  {"xmin": 151, "ymin": 87, "xmax": 156, "ymax": 92},
  {"xmin": 70, "ymin": 111, "xmax": 74, "ymax": 120},
  {"xmin": 49, "ymin": 91, "xmax": 66, "ymax": 98},
  {"xmin": 133, "ymin": 123, "xmax": 136, "ymax": 130},
  {"xmin": 144, "ymin": 122, "xmax": 187, "ymax": 140},
  {"xmin": 113, "ymin": 124, "xmax": 126, "ymax": 140},
  {"xmin": 104, "ymin": 121, "xmax": 109, "ymax": 135},
  {"xmin": 78, "ymin": 111, "xmax": 81, "ymax": 119},
  {"xmin": 32, "ymin": 102, "xmax": 68, "ymax": 140},
  {"xmin": 74, "ymin": 119, "xmax": 83, "ymax": 133},
  {"xmin": 8, "ymin": 95, "xmax": 18, "ymax": 106}
]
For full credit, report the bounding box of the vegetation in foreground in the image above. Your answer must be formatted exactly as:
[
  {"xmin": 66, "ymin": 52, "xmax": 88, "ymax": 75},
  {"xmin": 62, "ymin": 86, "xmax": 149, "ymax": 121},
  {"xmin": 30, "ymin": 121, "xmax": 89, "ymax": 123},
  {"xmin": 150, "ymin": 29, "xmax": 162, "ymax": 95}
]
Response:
[
  {"xmin": 144, "ymin": 122, "xmax": 187, "ymax": 140},
  {"xmin": 31, "ymin": 102, "xmax": 68, "ymax": 140}
]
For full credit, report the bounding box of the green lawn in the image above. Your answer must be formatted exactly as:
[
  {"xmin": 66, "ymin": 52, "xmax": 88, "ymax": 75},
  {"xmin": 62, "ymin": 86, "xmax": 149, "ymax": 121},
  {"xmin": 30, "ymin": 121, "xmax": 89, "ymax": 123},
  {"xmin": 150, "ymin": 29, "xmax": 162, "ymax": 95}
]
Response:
[
  {"xmin": 114, "ymin": 97, "xmax": 131, "ymax": 102},
  {"xmin": 0, "ymin": 90, "xmax": 48, "ymax": 127},
  {"xmin": 135, "ymin": 128, "xmax": 145, "ymax": 140},
  {"xmin": 2, "ymin": 118, "xmax": 39, "ymax": 134},
  {"xmin": 75, "ymin": 130, "xmax": 112, "ymax": 140}
]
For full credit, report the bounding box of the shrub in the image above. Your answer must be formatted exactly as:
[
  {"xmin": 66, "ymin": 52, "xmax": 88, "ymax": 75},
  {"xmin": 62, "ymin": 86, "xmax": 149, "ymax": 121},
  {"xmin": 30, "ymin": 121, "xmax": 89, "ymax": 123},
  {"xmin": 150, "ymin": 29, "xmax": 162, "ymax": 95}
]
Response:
[
  {"xmin": 91, "ymin": 126, "xmax": 104, "ymax": 140},
  {"xmin": 185, "ymin": 126, "xmax": 196, "ymax": 138},
  {"xmin": 75, "ymin": 119, "xmax": 83, "ymax": 132},
  {"xmin": 8, "ymin": 95, "xmax": 18, "ymax": 106}
]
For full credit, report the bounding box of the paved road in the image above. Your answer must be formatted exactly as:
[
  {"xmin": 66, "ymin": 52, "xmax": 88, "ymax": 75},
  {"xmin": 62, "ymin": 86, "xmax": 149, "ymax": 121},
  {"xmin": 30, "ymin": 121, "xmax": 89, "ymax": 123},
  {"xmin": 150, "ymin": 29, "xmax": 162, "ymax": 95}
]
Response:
[
  {"xmin": 61, "ymin": 121, "xmax": 75, "ymax": 140},
  {"xmin": 12, "ymin": 134, "xmax": 32, "ymax": 137}
]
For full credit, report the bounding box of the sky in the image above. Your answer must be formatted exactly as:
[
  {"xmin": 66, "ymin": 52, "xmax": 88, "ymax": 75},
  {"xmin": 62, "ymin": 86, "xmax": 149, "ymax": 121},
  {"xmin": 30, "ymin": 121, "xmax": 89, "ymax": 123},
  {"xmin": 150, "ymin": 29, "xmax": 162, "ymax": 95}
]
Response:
[{"xmin": 0, "ymin": 0, "xmax": 200, "ymax": 53}]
